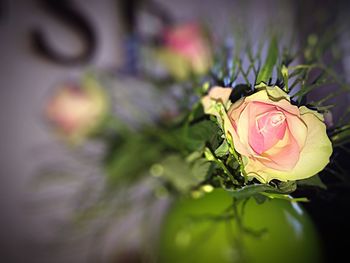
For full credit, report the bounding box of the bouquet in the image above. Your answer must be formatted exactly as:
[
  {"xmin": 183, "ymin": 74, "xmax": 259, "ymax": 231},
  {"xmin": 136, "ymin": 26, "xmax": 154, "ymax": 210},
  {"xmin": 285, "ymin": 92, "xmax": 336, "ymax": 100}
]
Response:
[{"xmin": 43, "ymin": 22, "xmax": 350, "ymax": 263}]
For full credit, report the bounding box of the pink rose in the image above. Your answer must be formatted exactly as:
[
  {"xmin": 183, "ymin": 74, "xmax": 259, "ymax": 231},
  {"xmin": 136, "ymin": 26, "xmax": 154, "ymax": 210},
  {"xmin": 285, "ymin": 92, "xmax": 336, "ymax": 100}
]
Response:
[
  {"xmin": 158, "ymin": 23, "xmax": 212, "ymax": 80},
  {"xmin": 46, "ymin": 79, "xmax": 108, "ymax": 143},
  {"xmin": 202, "ymin": 84, "xmax": 332, "ymax": 182}
]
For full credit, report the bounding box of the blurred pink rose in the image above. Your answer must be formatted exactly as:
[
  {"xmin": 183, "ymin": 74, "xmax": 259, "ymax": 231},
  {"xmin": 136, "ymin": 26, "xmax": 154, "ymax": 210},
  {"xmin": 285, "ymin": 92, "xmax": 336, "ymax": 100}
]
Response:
[
  {"xmin": 158, "ymin": 23, "xmax": 212, "ymax": 80},
  {"xmin": 46, "ymin": 80, "xmax": 108, "ymax": 143}
]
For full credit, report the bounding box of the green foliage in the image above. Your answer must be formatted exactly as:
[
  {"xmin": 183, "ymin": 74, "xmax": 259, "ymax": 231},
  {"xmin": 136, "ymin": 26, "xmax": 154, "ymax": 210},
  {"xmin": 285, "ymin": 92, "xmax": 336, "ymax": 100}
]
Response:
[
  {"xmin": 256, "ymin": 37, "xmax": 278, "ymax": 84},
  {"xmin": 184, "ymin": 120, "xmax": 221, "ymax": 151},
  {"xmin": 103, "ymin": 30, "xmax": 349, "ymax": 204},
  {"xmin": 155, "ymin": 119, "xmax": 221, "ymax": 154},
  {"xmin": 103, "ymin": 118, "xmax": 220, "ymax": 189},
  {"xmin": 226, "ymin": 181, "xmax": 298, "ymax": 201},
  {"xmin": 104, "ymin": 134, "xmax": 164, "ymax": 186},
  {"xmin": 331, "ymin": 125, "xmax": 350, "ymax": 147},
  {"xmin": 281, "ymin": 65, "xmax": 289, "ymax": 92},
  {"xmin": 154, "ymin": 155, "xmax": 210, "ymax": 192},
  {"xmin": 214, "ymin": 139, "xmax": 229, "ymax": 157},
  {"xmin": 297, "ymin": 175, "xmax": 327, "ymax": 190}
]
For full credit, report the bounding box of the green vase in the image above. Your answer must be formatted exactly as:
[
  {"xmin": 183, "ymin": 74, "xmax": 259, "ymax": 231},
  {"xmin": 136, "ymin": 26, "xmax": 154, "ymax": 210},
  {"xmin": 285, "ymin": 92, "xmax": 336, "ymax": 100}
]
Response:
[{"xmin": 157, "ymin": 189, "xmax": 322, "ymax": 263}]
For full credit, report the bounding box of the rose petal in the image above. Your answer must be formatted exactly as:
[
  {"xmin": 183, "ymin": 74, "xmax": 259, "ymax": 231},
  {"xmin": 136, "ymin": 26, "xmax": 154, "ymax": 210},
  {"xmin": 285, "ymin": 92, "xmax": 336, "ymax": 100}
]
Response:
[
  {"xmin": 284, "ymin": 111, "xmax": 308, "ymax": 149},
  {"xmin": 245, "ymin": 87, "xmax": 300, "ymax": 116},
  {"xmin": 247, "ymin": 103, "xmax": 273, "ymax": 154},
  {"xmin": 225, "ymin": 99, "xmax": 251, "ymax": 156},
  {"xmin": 201, "ymin": 87, "xmax": 233, "ymax": 117},
  {"xmin": 259, "ymin": 127, "xmax": 300, "ymax": 171}
]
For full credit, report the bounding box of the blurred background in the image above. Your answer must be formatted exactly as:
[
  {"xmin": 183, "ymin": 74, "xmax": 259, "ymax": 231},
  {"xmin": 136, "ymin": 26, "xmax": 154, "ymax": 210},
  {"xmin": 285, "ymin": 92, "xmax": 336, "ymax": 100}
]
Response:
[{"xmin": 1, "ymin": 0, "xmax": 350, "ymax": 262}]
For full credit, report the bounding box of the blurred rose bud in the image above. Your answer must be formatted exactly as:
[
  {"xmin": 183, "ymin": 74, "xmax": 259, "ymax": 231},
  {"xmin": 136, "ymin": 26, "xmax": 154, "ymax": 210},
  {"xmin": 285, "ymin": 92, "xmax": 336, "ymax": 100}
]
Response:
[
  {"xmin": 46, "ymin": 77, "xmax": 109, "ymax": 144},
  {"xmin": 157, "ymin": 23, "xmax": 212, "ymax": 80}
]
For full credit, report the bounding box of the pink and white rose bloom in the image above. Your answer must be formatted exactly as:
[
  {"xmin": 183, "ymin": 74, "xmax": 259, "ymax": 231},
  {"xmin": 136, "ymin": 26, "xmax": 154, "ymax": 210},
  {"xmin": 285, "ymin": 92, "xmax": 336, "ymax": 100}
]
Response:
[
  {"xmin": 46, "ymin": 79, "xmax": 108, "ymax": 144},
  {"xmin": 202, "ymin": 84, "xmax": 332, "ymax": 183},
  {"xmin": 158, "ymin": 23, "xmax": 212, "ymax": 80}
]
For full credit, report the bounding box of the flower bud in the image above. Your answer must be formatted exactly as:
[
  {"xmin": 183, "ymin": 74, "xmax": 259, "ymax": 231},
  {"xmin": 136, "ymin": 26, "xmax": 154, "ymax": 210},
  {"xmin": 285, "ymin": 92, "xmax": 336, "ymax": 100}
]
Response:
[
  {"xmin": 157, "ymin": 23, "xmax": 212, "ymax": 80},
  {"xmin": 46, "ymin": 78, "xmax": 108, "ymax": 144}
]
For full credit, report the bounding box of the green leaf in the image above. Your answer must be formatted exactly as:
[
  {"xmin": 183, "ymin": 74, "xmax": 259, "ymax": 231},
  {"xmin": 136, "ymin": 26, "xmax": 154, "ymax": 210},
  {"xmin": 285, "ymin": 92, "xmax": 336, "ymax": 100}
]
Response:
[
  {"xmin": 186, "ymin": 150, "xmax": 204, "ymax": 163},
  {"xmin": 281, "ymin": 65, "xmax": 289, "ymax": 92},
  {"xmin": 188, "ymin": 120, "xmax": 220, "ymax": 143},
  {"xmin": 204, "ymin": 147, "xmax": 215, "ymax": 161},
  {"xmin": 214, "ymin": 139, "xmax": 229, "ymax": 157},
  {"xmin": 191, "ymin": 158, "xmax": 211, "ymax": 181},
  {"xmin": 184, "ymin": 120, "xmax": 221, "ymax": 151},
  {"xmin": 276, "ymin": 181, "xmax": 297, "ymax": 193},
  {"xmin": 159, "ymin": 155, "xmax": 208, "ymax": 192},
  {"xmin": 204, "ymin": 147, "xmax": 239, "ymax": 185},
  {"xmin": 253, "ymin": 193, "xmax": 268, "ymax": 204},
  {"xmin": 297, "ymin": 174, "xmax": 327, "ymax": 189},
  {"xmin": 331, "ymin": 126, "xmax": 350, "ymax": 146},
  {"xmin": 190, "ymin": 102, "xmax": 206, "ymax": 122},
  {"xmin": 105, "ymin": 135, "xmax": 163, "ymax": 186},
  {"xmin": 155, "ymin": 129, "xmax": 186, "ymax": 151},
  {"xmin": 256, "ymin": 37, "xmax": 278, "ymax": 84},
  {"xmin": 226, "ymin": 184, "xmax": 272, "ymax": 200},
  {"xmin": 293, "ymin": 82, "xmax": 324, "ymax": 103},
  {"xmin": 226, "ymin": 181, "xmax": 297, "ymax": 200},
  {"xmin": 261, "ymin": 193, "xmax": 309, "ymax": 202}
]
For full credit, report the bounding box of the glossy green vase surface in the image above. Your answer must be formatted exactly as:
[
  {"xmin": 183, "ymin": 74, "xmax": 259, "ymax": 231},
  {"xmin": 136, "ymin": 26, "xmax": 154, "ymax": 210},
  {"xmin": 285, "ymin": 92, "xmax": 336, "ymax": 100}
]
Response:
[{"xmin": 158, "ymin": 189, "xmax": 322, "ymax": 263}]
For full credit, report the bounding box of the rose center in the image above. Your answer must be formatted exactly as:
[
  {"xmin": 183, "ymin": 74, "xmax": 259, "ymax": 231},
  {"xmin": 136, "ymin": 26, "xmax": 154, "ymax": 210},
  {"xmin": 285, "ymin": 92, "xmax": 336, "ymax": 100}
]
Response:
[
  {"xmin": 248, "ymin": 110, "xmax": 287, "ymax": 154},
  {"xmin": 256, "ymin": 111, "xmax": 286, "ymax": 135}
]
